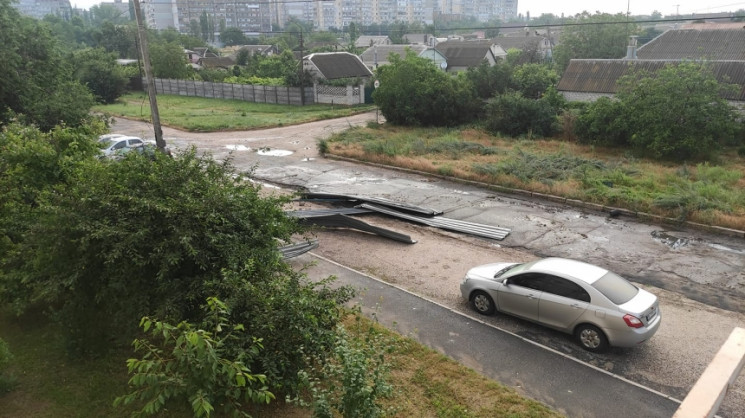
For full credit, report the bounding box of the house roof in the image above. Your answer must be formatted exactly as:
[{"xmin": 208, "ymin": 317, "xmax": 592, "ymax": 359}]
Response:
[
  {"xmin": 637, "ymin": 29, "xmax": 745, "ymax": 60},
  {"xmin": 435, "ymin": 40, "xmax": 495, "ymax": 67},
  {"xmin": 494, "ymin": 35, "xmax": 551, "ymax": 51},
  {"xmin": 359, "ymin": 45, "xmax": 428, "ymax": 65},
  {"xmin": 403, "ymin": 33, "xmax": 433, "ymax": 44},
  {"xmin": 557, "ymin": 59, "xmax": 745, "ymax": 101},
  {"xmin": 198, "ymin": 56, "xmax": 236, "ymax": 69},
  {"xmin": 305, "ymin": 52, "xmax": 373, "ymax": 79},
  {"xmin": 355, "ymin": 35, "xmax": 391, "ymax": 48}
]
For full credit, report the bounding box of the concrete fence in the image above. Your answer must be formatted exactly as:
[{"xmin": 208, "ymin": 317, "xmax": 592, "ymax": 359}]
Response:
[{"xmin": 142, "ymin": 78, "xmax": 366, "ymax": 106}]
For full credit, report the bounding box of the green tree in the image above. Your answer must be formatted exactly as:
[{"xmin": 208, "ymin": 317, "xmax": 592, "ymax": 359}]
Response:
[
  {"xmin": 576, "ymin": 62, "xmax": 742, "ymax": 160},
  {"xmin": 484, "ymin": 91, "xmax": 559, "ymax": 137},
  {"xmin": 220, "ymin": 26, "xmax": 247, "ymax": 46},
  {"xmin": 373, "ymin": 52, "xmax": 479, "ymax": 126},
  {"xmin": 1, "ymin": 146, "xmax": 353, "ymax": 388},
  {"xmin": 0, "ymin": 0, "xmax": 95, "ymax": 130},
  {"xmin": 511, "ymin": 63, "xmax": 559, "ymax": 99},
  {"xmin": 464, "ymin": 60, "xmax": 512, "ymax": 99},
  {"xmin": 150, "ymin": 41, "xmax": 189, "ymax": 79},
  {"xmin": 71, "ymin": 47, "xmax": 128, "ymax": 103},
  {"xmin": 553, "ymin": 12, "xmax": 639, "ymax": 71},
  {"xmin": 92, "ymin": 22, "xmax": 137, "ymax": 58}
]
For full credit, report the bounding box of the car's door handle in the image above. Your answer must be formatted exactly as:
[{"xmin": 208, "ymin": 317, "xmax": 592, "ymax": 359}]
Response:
[
  {"xmin": 570, "ymin": 303, "xmax": 581, "ymax": 308},
  {"xmin": 527, "ymin": 294, "xmax": 537, "ymax": 299}
]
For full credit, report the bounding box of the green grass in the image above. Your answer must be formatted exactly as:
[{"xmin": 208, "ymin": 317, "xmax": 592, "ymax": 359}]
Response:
[
  {"xmin": 325, "ymin": 125, "xmax": 745, "ymax": 230},
  {"xmin": 93, "ymin": 93, "xmax": 375, "ymax": 132},
  {"xmin": 0, "ymin": 310, "xmax": 561, "ymax": 417}
]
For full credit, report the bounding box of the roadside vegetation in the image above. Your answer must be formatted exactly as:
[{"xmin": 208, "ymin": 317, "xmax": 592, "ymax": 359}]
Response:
[{"xmin": 94, "ymin": 93, "xmax": 375, "ymax": 132}]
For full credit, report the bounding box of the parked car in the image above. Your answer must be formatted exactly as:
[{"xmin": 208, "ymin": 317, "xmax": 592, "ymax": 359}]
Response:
[
  {"xmin": 460, "ymin": 257, "xmax": 661, "ymax": 352},
  {"xmin": 98, "ymin": 135, "xmax": 145, "ymax": 157}
]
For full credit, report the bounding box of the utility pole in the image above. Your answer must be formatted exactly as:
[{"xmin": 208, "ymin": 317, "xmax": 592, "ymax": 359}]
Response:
[
  {"xmin": 132, "ymin": 0, "xmax": 166, "ymax": 153},
  {"xmin": 298, "ymin": 31, "xmax": 305, "ymax": 106}
]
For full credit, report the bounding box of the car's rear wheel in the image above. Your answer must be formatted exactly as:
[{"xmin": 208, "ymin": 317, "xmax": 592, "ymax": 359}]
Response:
[
  {"xmin": 471, "ymin": 291, "xmax": 495, "ymax": 315},
  {"xmin": 575, "ymin": 324, "xmax": 609, "ymax": 353}
]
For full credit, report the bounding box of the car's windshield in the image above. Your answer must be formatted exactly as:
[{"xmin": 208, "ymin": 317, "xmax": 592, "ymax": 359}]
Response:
[
  {"xmin": 495, "ymin": 263, "xmax": 525, "ymax": 278},
  {"xmin": 591, "ymin": 271, "xmax": 638, "ymax": 304}
]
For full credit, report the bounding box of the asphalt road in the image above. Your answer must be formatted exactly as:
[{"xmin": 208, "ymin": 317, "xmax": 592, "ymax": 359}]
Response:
[
  {"xmin": 111, "ymin": 113, "xmax": 745, "ymax": 417},
  {"xmin": 291, "ymin": 253, "xmax": 680, "ymax": 418}
]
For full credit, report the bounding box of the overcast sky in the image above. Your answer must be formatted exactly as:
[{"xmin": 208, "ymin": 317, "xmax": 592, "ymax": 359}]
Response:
[
  {"xmin": 518, "ymin": 1, "xmax": 745, "ymax": 17},
  {"xmin": 68, "ymin": 0, "xmax": 745, "ymax": 17}
]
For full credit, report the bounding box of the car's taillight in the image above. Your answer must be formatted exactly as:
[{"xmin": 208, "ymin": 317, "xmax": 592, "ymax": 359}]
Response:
[{"xmin": 623, "ymin": 314, "xmax": 644, "ymax": 328}]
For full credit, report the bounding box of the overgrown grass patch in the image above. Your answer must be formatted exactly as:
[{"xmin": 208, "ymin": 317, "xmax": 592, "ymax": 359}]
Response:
[
  {"xmin": 94, "ymin": 93, "xmax": 375, "ymax": 132},
  {"xmin": 325, "ymin": 125, "xmax": 745, "ymax": 230}
]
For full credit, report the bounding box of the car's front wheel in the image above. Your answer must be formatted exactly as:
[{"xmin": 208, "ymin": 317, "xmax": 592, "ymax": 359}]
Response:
[
  {"xmin": 575, "ymin": 324, "xmax": 609, "ymax": 353},
  {"xmin": 470, "ymin": 291, "xmax": 495, "ymax": 315}
]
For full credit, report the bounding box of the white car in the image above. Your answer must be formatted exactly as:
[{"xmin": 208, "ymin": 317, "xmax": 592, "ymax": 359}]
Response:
[
  {"xmin": 98, "ymin": 135, "xmax": 145, "ymax": 157},
  {"xmin": 460, "ymin": 257, "xmax": 661, "ymax": 352}
]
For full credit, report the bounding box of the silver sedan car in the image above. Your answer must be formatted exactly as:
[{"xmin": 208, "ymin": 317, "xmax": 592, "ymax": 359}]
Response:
[{"xmin": 460, "ymin": 257, "xmax": 661, "ymax": 352}]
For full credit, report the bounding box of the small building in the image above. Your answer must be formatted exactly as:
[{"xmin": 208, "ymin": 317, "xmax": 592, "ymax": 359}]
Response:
[
  {"xmin": 303, "ymin": 52, "xmax": 373, "ymax": 81},
  {"xmin": 355, "ymin": 35, "xmax": 392, "ymax": 49},
  {"xmin": 359, "ymin": 44, "xmax": 446, "ymax": 71},
  {"xmin": 434, "ymin": 40, "xmax": 505, "ymax": 72}
]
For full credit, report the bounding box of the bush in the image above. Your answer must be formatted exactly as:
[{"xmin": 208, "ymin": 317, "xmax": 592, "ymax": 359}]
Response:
[
  {"xmin": 0, "ymin": 338, "xmax": 15, "ymax": 392},
  {"xmin": 373, "ymin": 52, "xmax": 480, "ymax": 127},
  {"xmin": 71, "ymin": 48, "xmax": 129, "ymax": 104},
  {"xmin": 511, "ymin": 63, "xmax": 559, "ymax": 99},
  {"xmin": 574, "ymin": 97, "xmax": 630, "ymax": 147},
  {"xmin": 115, "ymin": 298, "xmax": 274, "ymax": 416},
  {"xmin": 484, "ymin": 92, "xmax": 558, "ymax": 137},
  {"xmin": 289, "ymin": 322, "xmax": 393, "ymax": 418}
]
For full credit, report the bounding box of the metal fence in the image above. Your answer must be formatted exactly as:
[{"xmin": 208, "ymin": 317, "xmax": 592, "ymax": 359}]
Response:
[{"xmin": 142, "ymin": 78, "xmax": 367, "ymax": 106}]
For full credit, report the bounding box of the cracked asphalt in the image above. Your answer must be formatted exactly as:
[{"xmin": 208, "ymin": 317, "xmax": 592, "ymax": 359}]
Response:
[{"xmin": 111, "ymin": 112, "xmax": 745, "ymax": 417}]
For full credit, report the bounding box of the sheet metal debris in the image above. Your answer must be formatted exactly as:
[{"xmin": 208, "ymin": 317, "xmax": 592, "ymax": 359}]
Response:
[
  {"xmin": 289, "ymin": 212, "xmax": 416, "ymax": 244},
  {"xmin": 279, "ymin": 240, "xmax": 319, "ymax": 259},
  {"xmin": 359, "ymin": 203, "xmax": 511, "ymax": 241},
  {"xmin": 301, "ymin": 192, "xmax": 443, "ymax": 217}
]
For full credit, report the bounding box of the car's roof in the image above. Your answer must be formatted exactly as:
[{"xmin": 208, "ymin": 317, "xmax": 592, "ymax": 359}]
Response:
[{"xmin": 526, "ymin": 257, "xmax": 608, "ymax": 284}]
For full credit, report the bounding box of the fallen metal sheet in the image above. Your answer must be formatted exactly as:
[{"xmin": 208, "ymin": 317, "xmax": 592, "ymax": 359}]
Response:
[
  {"xmin": 300, "ymin": 192, "xmax": 443, "ymax": 217},
  {"xmin": 293, "ymin": 213, "xmax": 416, "ymax": 244},
  {"xmin": 286, "ymin": 207, "xmax": 374, "ymax": 218},
  {"xmin": 359, "ymin": 203, "xmax": 511, "ymax": 241},
  {"xmin": 279, "ymin": 240, "xmax": 319, "ymax": 259}
]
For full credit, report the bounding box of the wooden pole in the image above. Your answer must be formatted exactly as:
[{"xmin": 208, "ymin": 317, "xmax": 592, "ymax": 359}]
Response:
[{"xmin": 132, "ymin": 0, "xmax": 166, "ymax": 153}]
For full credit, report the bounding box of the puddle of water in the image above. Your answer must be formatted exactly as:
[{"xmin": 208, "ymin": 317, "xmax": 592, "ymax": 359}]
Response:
[
  {"xmin": 651, "ymin": 230, "xmax": 690, "ymax": 249},
  {"xmin": 225, "ymin": 145, "xmax": 251, "ymax": 151},
  {"xmin": 257, "ymin": 149, "xmax": 293, "ymax": 156},
  {"xmin": 707, "ymin": 243, "xmax": 745, "ymax": 255}
]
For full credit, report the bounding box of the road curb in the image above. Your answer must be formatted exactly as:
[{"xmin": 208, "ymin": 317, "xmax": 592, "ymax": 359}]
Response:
[{"xmin": 322, "ymin": 154, "xmax": 745, "ymax": 240}]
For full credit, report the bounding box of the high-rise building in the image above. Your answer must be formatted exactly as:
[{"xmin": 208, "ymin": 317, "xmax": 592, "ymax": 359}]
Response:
[{"xmin": 14, "ymin": 0, "xmax": 72, "ymax": 19}]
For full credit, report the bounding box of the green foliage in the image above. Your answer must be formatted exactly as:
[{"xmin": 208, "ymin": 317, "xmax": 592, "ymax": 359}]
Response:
[
  {"xmin": 72, "ymin": 47, "xmax": 129, "ymax": 104},
  {"xmin": 484, "ymin": 92, "xmax": 559, "ymax": 137},
  {"xmin": 221, "ymin": 27, "xmax": 248, "ymax": 46},
  {"xmin": 244, "ymin": 50, "xmax": 299, "ymax": 84},
  {"xmin": 115, "ymin": 297, "xmax": 274, "ymax": 417},
  {"xmin": 150, "ymin": 41, "xmax": 189, "ymax": 79},
  {"xmin": 574, "ymin": 97, "xmax": 630, "ymax": 146},
  {"xmin": 1, "ymin": 141, "xmax": 353, "ymax": 389},
  {"xmin": 222, "ymin": 75, "xmax": 286, "ymax": 86},
  {"xmin": 0, "ymin": 1, "xmax": 96, "ymax": 130},
  {"xmin": 472, "ymin": 148, "xmax": 605, "ymax": 185},
  {"xmin": 577, "ymin": 62, "xmax": 742, "ymax": 160},
  {"xmin": 373, "ymin": 52, "xmax": 479, "ymax": 126},
  {"xmin": 553, "ymin": 13, "xmax": 639, "ymax": 71},
  {"xmin": 511, "ymin": 63, "xmax": 559, "ymax": 99},
  {"xmin": 464, "ymin": 60, "xmax": 512, "ymax": 99},
  {"xmin": 289, "ymin": 323, "xmax": 393, "ymax": 418},
  {"xmin": 0, "ymin": 337, "xmax": 16, "ymax": 392}
]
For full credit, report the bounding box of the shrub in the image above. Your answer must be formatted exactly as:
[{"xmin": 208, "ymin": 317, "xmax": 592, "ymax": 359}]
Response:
[
  {"xmin": 574, "ymin": 97, "xmax": 630, "ymax": 147},
  {"xmin": 115, "ymin": 298, "xmax": 274, "ymax": 416},
  {"xmin": 484, "ymin": 92, "xmax": 558, "ymax": 137},
  {"xmin": 0, "ymin": 338, "xmax": 15, "ymax": 392}
]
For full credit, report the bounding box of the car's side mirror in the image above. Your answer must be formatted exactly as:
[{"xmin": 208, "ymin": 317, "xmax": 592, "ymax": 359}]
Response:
[{"xmin": 502, "ymin": 278, "xmax": 509, "ymax": 285}]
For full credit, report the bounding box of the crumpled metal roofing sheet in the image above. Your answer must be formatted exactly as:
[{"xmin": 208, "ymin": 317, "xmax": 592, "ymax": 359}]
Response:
[
  {"xmin": 279, "ymin": 240, "xmax": 319, "ymax": 259},
  {"xmin": 359, "ymin": 203, "xmax": 510, "ymax": 241},
  {"xmin": 291, "ymin": 212, "xmax": 416, "ymax": 244},
  {"xmin": 301, "ymin": 192, "xmax": 443, "ymax": 217}
]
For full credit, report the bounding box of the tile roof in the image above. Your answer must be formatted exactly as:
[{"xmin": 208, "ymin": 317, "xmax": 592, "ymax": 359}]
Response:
[
  {"xmin": 494, "ymin": 35, "xmax": 552, "ymax": 51},
  {"xmin": 435, "ymin": 40, "xmax": 495, "ymax": 67},
  {"xmin": 306, "ymin": 52, "xmax": 373, "ymax": 79},
  {"xmin": 355, "ymin": 35, "xmax": 391, "ymax": 48},
  {"xmin": 637, "ymin": 29, "xmax": 745, "ymax": 60},
  {"xmin": 359, "ymin": 45, "xmax": 427, "ymax": 65},
  {"xmin": 557, "ymin": 59, "xmax": 745, "ymax": 101}
]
